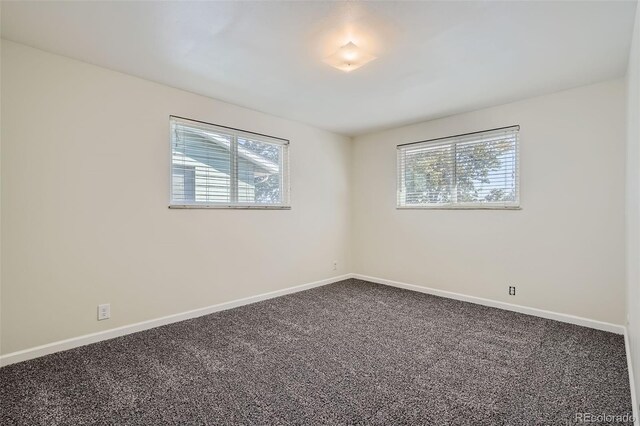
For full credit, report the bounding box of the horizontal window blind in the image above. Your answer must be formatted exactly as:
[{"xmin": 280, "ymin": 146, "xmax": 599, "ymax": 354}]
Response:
[
  {"xmin": 170, "ymin": 116, "xmax": 290, "ymax": 208},
  {"xmin": 397, "ymin": 126, "xmax": 519, "ymax": 209}
]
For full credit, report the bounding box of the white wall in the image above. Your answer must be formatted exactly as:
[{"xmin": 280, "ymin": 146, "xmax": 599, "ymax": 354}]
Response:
[
  {"xmin": 0, "ymin": 38, "xmax": 631, "ymax": 360},
  {"xmin": 352, "ymin": 79, "xmax": 626, "ymax": 325},
  {"xmin": 627, "ymin": 1, "xmax": 640, "ymax": 405},
  {"xmin": 0, "ymin": 41, "xmax": 351, "ymax": 355},
  {"xmin": 0, "ymin": 36, "xmax": 3, "ymax": 357}
]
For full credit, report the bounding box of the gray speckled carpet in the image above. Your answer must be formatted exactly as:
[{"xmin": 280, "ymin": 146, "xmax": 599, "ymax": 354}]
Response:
[{"xmin": 0, "ymin": 279, "xmax": 633, "ymax": 425}]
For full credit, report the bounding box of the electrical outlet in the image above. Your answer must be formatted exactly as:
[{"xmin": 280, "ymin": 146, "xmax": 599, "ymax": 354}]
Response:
[
  {"xmin": 98, "ymin": 303, "xmax": 110, "ymax": 321},
  {"xmin": 508, "ymin": 286, "xmax": 516, "ymax": 296},
  {"xmin": 333, "ymin": 261, "xmax": 338, "ymax": 271}
]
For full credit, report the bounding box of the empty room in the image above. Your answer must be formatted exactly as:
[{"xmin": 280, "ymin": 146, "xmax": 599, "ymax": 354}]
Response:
[{"xmin": 1, "ymin": 0, "xmax": 640, "ymax": 424}]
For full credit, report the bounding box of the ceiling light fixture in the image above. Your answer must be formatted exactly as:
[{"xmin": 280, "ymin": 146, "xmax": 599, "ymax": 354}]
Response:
[{"xmin": 324, "ymin": 41, "xmax": 376, "ymax": 72}]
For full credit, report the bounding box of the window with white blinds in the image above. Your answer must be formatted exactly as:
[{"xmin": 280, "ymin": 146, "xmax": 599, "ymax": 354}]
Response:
[
  {"xmin": 397, "ymin": 126, "xmax": 519, "ymax": 209},
  {"xmin": 170, "ymin": 116, "xmax": 290, "ymax": 208}
]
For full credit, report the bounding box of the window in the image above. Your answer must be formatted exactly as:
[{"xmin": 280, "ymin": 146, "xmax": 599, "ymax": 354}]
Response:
[
  {"xmin": 397, "ymin": 126, "xmax": 519, "ymax": 209},
  {"xmin": 170, "ymin": 116, "xmax": 290, "ymax": 208}
]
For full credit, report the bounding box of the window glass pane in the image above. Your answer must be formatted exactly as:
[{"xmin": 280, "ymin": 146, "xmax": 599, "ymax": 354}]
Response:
[
  {"xmin": 237, "ymin": 137, "xmax": 282, "ymax": 204},
  {"xmin": 455, "ymin": 137, "xmax": 517, "ymax": 203},
  {"xmin": 402, "ymin": 144, "xmax": 454, "ymax": 205},
  {"xmin": 172, "ymin": 124, "xmax": 232, "ymax": 204}
]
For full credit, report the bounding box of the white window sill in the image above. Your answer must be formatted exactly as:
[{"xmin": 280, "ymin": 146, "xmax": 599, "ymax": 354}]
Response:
[
  {"xmin": 169, "ymin": 204, "xmax": 291, "ymax": 210},
  {"xmin": 397, "ymin": 205, "xmax": 521, "ymax": 210}
]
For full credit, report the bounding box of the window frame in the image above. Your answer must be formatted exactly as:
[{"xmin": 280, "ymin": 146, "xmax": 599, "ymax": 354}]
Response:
[
  {"xmin": 169, "ymin": 116, "xmax": 291, "ymax": 209},
  {"xmin": 396, "ymin": 125, "xmax": 521, "ymax": 210}
]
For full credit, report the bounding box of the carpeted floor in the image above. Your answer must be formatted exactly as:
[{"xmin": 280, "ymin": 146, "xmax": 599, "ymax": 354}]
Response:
[{"xmin": 0, "ymin": 279, "xmax": 633, "ymax": 425}]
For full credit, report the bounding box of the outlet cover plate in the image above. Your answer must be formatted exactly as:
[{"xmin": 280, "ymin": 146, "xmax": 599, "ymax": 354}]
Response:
[{"xmin": 98, "ymin": 304, "xmax": 110, "ymax": 320}]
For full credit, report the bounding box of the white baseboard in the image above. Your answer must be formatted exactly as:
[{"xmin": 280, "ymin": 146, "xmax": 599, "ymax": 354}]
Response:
[
  {"xmin": 0, "ymin": 274, "xmax": 352, "ymax": 367},
  {"xmin": 624, "ymin": 328, "xmax": 640, "ymax": 425},
  {"xmin": 351, "ymin": 273, "xmax": 625, "ymax": 335},
  {"xmin": 0, "ymin": 272, "xmax": 627, "ymax": 368}
]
